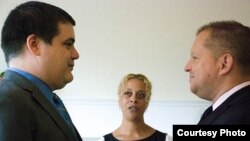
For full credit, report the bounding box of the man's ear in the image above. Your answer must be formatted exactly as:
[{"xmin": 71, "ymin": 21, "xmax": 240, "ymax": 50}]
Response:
[
  {"xmin": 26, "ymin": 34, "xmax": 41, "ymax": 56},
  {"xmin": 218, "ymin": 53, "xmax": 234, "ymax": 75}
]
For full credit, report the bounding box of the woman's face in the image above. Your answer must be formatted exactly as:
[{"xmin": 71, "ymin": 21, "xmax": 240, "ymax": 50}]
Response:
[{"xmin": 119, "ymin": 78, "xmax": 149, "ymax": 121}]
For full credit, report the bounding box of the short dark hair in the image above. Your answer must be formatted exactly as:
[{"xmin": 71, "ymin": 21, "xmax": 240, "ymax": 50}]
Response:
[
  {"xmin": 1, "ymin": 1, "xmax": 75, "ymax": 63},
  {"xmin": 197, "ymin": 20, "xmax": 250, "ymax": 73}
]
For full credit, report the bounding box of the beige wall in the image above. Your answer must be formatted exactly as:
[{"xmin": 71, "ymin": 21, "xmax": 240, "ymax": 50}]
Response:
[{"xmin": 1, "ymin": 0, "xmax": 250, "ymax": 101}]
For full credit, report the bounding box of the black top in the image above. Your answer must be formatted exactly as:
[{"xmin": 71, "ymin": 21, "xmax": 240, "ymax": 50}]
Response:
[{"xmin": 104, "ymin": 130, "xmax": 167, "ymax": 141}]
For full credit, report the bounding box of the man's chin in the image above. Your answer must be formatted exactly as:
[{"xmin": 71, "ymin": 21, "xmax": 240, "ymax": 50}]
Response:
[{"xmin": 66, "ymin": 76, "xmax": 74, "ymax": 83}]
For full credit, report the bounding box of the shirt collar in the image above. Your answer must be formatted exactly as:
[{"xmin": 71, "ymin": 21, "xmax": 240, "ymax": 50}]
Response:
[
  {"xmin": 213, "ymin": 81, "xmax": 250, "ymax": 110},
  {"xmin": 8, "ymin": 67, "xmax": 54, "ymax": 103}
]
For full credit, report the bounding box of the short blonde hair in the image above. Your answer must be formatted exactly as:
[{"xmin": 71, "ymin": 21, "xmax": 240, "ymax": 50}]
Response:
[{"xmin": 118, "ymin": 73, "xmax": 152, "ymax": 102}]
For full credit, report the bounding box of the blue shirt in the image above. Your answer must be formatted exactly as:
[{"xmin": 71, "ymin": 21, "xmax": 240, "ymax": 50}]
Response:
[{"xmin": 8, "ymin": 68, "xmax": 77, "ymax": 135}]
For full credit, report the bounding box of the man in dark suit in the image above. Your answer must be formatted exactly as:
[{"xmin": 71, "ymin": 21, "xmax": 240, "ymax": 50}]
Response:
[
  {"xmin": 184, "ymin": 20, "xmax": 250, "ymax": 124},
  {"xmin": 0, "ymin": 1, "xmax": 82, "ymax": 141}
]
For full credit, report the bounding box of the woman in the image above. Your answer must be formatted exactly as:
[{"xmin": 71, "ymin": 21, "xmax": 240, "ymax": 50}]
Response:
[{"xmin": 98, "ymin": 73, "xmax": 172, "ymax": 141}]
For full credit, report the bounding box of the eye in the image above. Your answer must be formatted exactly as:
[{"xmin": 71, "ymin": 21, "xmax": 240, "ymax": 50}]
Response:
[
  {"xmin": 63, "ymin": 38, "xmax": 75, "ymax": 49},
  {"xmin": 123, "ymin": 91, "xmax": 132, "ymax": 97},
  {"xmin": 136, "ymin": 92, "xmax": 146, "ymax": 99},
  {"xmin": 191, "ymin": 55, "xmax": 198, "ymax": 60},
  {"xmin": 65, "ymin": 42, "xmax": 73, "ymax": 46},
  {"xmin": 63, "ymin": 42, "xmax": 74, "ymax": 49}
]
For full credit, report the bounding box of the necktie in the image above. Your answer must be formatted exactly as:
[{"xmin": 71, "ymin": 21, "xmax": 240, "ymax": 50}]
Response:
[
  {"xmin": 200, "ymin": 106, "xmax": 213, "ymax": 120},
  {"xmin": 53, "ymin": 93, "xmax": 77, "ymax": 136}
]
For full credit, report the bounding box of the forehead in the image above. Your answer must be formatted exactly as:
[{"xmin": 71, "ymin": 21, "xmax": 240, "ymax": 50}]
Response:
[
  {"xmin": 55, "ymin": 22, "xmax": 75, "ymax": 40},
  {"xmin": 191, "ymin": 30, "xmax": 212, "ymax": 55},
  {"xmin": 125, "ymin": 79, "xmax": 146, "ymax": 89}
]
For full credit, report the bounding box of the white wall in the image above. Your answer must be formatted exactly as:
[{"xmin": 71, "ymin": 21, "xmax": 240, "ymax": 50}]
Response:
[
  {"xmin": 1, "ymin": 0, "xmax": 250, "ymax": 101},
  {"xmin": 0, "ymin": 0, "xmax": 250, "ymax": 139}
]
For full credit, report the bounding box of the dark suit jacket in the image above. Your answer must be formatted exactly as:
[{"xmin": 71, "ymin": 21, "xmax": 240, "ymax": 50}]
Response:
[
  {"xmin": 198, "ymin": 85, "xmax": 250, "ymax": 125},
  {"xmin": 0, "ymin": 70, "xmax": 82, "ymax": 141}
]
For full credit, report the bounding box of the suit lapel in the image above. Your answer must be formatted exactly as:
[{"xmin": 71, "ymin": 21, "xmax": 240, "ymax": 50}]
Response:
[
  {"xmin": 4, "ymin": 70, "xmax": 79, "ymax": 141},
  {"xmin": 32, "ymin": 89, "xmax": 79, "ymax": 141},
  {"xmin": 199, "ymin": 85, "xmax": 250, "ymax": 124}
]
